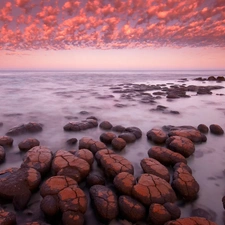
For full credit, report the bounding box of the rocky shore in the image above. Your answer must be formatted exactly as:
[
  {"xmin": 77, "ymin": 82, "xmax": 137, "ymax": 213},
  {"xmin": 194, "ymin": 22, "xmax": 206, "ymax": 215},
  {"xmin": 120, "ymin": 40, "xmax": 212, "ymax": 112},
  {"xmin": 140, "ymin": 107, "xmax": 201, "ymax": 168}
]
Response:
[{"xmin": 0, "ymin": 76, "xmax": 224, "ymax": 225}]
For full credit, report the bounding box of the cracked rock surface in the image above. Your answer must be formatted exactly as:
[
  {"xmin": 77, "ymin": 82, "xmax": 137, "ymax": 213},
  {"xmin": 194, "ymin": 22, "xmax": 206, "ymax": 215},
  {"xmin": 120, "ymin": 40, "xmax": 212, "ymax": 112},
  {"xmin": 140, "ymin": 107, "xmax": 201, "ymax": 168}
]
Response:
[
  {"xmin": 79, "ymin": 137, "xmax": 106, "ymax": 154},
  {"xmin": 165, "ymin": 217, "xmax": 217, "ymax": 225},
  {"xmin": 147, "ymin": 128, "xmax": 167, "ymax": 144}
]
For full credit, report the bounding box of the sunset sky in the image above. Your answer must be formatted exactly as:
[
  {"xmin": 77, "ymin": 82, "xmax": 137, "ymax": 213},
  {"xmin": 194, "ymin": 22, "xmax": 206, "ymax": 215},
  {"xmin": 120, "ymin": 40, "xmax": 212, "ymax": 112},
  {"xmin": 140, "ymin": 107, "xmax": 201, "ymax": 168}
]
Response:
[{"xmin": 0, "ymin": 0, "xmax": 225, "ymax": 70}]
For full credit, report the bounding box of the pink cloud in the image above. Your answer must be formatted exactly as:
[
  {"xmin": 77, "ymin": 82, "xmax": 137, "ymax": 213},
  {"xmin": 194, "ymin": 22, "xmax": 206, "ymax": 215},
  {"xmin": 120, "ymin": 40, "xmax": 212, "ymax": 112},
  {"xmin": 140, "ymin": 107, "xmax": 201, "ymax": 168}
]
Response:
[{"xmin": 0, "ymin": 0, "xmax": 225, "ymax": 51}]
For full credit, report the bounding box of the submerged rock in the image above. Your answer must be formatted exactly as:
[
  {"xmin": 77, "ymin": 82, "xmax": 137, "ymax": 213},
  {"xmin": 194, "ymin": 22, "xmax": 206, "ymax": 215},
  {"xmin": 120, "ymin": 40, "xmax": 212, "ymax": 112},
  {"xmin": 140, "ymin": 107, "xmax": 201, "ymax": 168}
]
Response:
[
  {"xmin": 64, "ymin": 118, "xmax": 98, "ymax": 131},
  {"xmin": 99, "ymin": 121, "xmax": 113, "ymax": 130},
  {"xmin": 209, "ymin": 124, "xmax": 224, "ymax": 135},
  {"xmin": 0, "ymin": 136, "xmax": 13, "ymax": 146},
  {"xmin": 18, "ymin": 138, "xmax": 40, "ymax": 151}
]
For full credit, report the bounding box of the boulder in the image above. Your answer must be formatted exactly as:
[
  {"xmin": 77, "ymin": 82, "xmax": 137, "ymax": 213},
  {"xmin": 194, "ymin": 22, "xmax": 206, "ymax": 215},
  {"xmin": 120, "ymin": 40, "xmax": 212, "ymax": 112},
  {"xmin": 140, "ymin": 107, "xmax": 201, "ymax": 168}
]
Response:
[
  {"xmin": 166, "ymin": 136, "xmax": 195, "ymax": 158},
  {"xmin": 79, "ymin": 137, "xmax": 106, "ymax": 154},
  {"xmin": 209, "ymin": 124, "xmax": 224, "ymax": 135},
  {"xmin": 172, "ymin": 162, "xmax": 199, "ymax": 201},
  {"xmin": 0, "ymin": 136, "xmax": 13, "ymax": 146},
  {"xmin": 147, "ymin": 128, "xmax": 167, "ymax": 144},
  {"xmin": 21, "ymin": 146, "xmax": 53, "ymax": 175},
  {"xmin": 89, "ymin": 185, "xmax": 118, "ymax": 221},
  {"xmin": 140, "ymin": 158, "xmax": 170, "ymax": 182},
  {"xmin": 99, "ymin": 121, "xmax": 113, "ymax": 130},
  {"xmin": 0, "ymin": 208, "xmax": 16, "ymax": 225},
  {"xmin": 64, "ymin": 118, "xmax": 98, "ymax": 131},
  {"xmin": 6, "ymin": 122, "xmax": 43, "ymax": 136},
  {"xmin": 86, "ymin": 172, "xmax": 105, "ymax": 187},
  {"xmin": 118, "ymin": 132, "xmax": 136, "ymax": 143},
  {"xmin": 18, "ymin": 138, "xmax": 40, "ymax": 151},
  {"xmin": 0, "ymin": 167, "xmax": 41, "ymax": 210},
  {"xmin": 132, "ymin": 174, "xmax": 177, "ymax": 205},
  {"xmin": 197, "ymin": 124, "xmax": 209, "ymax": 133},
  {"xmin": 74, "ymin": 149, "xmax": 94, "ymax": 165},
  {"xmin": 95, "ymin": 150, "xmax": 134, "ymax": 178},
  {"xmin": 0, "ymin": 146, "xmax": 5, "ymax": 163},
  {"xmin": 100, "ymin": 132, "xmax": 116, "ymax": 144},
  {"xmin": 111, "ymin": 137, "xmax": 126, "ymax": 151},
  {"xmin": 113, "ymin": 172, "xmax": 136, "ymax": 196},
  {"xmin": 52, "ymin": 150, "xmax": 90, "ymax": 182},
  {"xmin": 125, "ymin": 127, "xmax": 142, "ymax": 139},
  {"xmin": 66, "ymin": 138, "xmax": 78, "ymax": 145},
  {"xmin": 112, "ymin": 125, "xmax": 126, "ymax": 132},
  {"xmin": 165, "ymin": 217, "xmax": 217, "ymax": 225},
  {"xmin": 119, "ymin": 195, "xmax": 146, "ymax": 222},
  {"xmin": 148, "ymin": 146, "xmax": 187, "ymax": 166}
]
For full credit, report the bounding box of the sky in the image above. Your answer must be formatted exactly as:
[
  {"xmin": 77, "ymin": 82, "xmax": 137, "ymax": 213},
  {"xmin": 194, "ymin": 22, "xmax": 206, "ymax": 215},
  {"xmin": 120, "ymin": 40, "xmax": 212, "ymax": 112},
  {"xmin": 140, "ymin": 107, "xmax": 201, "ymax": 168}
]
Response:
[{"xmin": 0, "ymin": 0, "xmax": 225, "ymax": 70}]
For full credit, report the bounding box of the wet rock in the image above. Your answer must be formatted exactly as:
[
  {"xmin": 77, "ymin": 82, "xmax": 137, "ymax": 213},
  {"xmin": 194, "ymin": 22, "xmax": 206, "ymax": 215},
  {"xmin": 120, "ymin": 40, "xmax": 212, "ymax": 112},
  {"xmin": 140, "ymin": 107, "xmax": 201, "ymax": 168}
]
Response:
[
  {"xmin": 111, "ymin": 137, "xmax": 126, "ymax": 151},
  {"xmin": 208, "ymin": 76, "xmax": 216, "ymax": 81},
  {"xmin": 64, "ymin": 118, "xmax": 98, "ymax": 131},
  {"xmin": 18, "ymin": 138, "xmax": 40, "ymax": 151},
  {"xmin": 197, "ymin": 124, "xmax": 209, "ymax": 133},
  {"xmin": 148, "ymin": 146, "xmax": 187, "ymax": 166},
  {"xmin": 112, "ymin": 125, "xmax": 126, "ymax": 132},
  {"xmin": 21, "ymin": 146, "xmax": 53, "ymax": 175},
  {"xmin": 74, "ymin": 149, "xmax": 94, "ymax": 165},
  {"xmin": 66, "ymin": 138, "xmax": 77, "ymax": 145},
  {"xmin": 197, "ymin": 87, "xmax": 212, "ymax": 95},
  {"xmin": 209, "ymin": 124, "xmax": 224, "ymax": 135},
  {"xmin": 100, "ymin": 132, "xmax": 117, "ymax": 144},
  {"xmin": 114, "ymin": 103, "xmax": 128, "ymax": 108},
  {"xmin": 164, "ymin": 202, "xmax": 181, "ymax": 220},
  {"xmin": 217, "ymin": 76, "xmax": 225, "ymax": 81},
  {"xmin": 191, "ymin": 205, "xmax": 217, "ymax": 221},
  {"xmin": 86, "ymin": 116, "xmax": 98, "ymax": 121},
  {"xmin": 79, "ymin": 137, "xmax": 106, "ymax": 154},
  {"xmin": 40, "ymin": 176, "xmax": 87, "ymax": 224},
  {"xmin": 0, "ymin": 146, "xmax": 5, "ymax": 163},
  {"xmin": 147, "ymin": 128, "xmax": 167, "ymax": 144},
  {"xmin": 90, "ymin": 185, "xmax": 118, "ymax": 221},
  {"xmin": 166, "ymin": 136, "xmax": 195, "ymax": 158},
  {"xmin": 52, "ymin": 150, "xmax": 90, "ymax": 182},
  {"xmin": 79, "ymin": 110, "xmax": 89, "ymax": 115},
  {"xmin": 222, "ymin": 196, "xmax": 225, "ymax": 209},
  {"xmin": 40, "ymin": 195, "xmax": 59, "ymax": 216},
  {"xmin": 99, "ymin": 121, "xmax": 113, "ymax": 130},
  {"xmin": 6, "ymin": 122, "xmax": 43, "ymax": 136},
  {"xmin": 168, "ymin": 126, "xmax": 206, "ymax": 143},
  {"xmin": 172, "ymin": 162, "xmax": 199, "ymax": 201},
  {"xmin": 86, "ymin": 172, "xmax": 105, "ymax": 187},
  {"xmin": 113, "ymin": 172, "xmax": 136, "ymax": 196},
  {"xmin": 118, "ymin": 132, "xmax": 136, "ymax": 143},
  {"xmin": 0, "ymin": 167, "xmax": 41, "ymax": 210},
  {"xmin": 0, "ymin": 136, "xmax": 13, "ymax": 146},
  {"xmin": 119, "ymin": 195, "xmax": 146, "ymax": 222},
  {"xmin": 0, "ymin": 208, "xmax": 16, "ymax": 225},
  {"xmin": 140, "ymin": 158, "xmax": 170, "ymax": 182},
  {"xmin": 165, "ymin": 217, "xmax": 217, "ymax": 225},
  {"xmin": 125, "ymin": 127, "xmax": 142, "ymax": 139},
  {"xmin": 132, "ymin": 174, "xmax": 177, "ymax": 205},
  {"xmin": 95, "ymin": 150, "xmax": 134, "ymax": 178}
]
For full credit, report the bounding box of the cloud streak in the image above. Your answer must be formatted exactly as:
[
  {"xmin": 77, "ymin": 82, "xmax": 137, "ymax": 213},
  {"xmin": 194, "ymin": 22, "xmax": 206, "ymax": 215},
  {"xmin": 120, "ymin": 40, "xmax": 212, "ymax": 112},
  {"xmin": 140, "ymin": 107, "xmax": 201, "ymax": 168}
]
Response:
[{"xmin": 0, "ymin": 0, "xmax": 225, "ymax": 51}]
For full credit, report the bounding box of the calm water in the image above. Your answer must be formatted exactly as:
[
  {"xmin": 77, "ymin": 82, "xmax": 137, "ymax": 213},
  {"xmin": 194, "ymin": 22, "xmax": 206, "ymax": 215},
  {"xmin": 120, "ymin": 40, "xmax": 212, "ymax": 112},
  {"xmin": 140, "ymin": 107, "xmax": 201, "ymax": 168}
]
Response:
[{"xmin": 0, "ymin": 70, "xmax": 225, "ymax": 224}]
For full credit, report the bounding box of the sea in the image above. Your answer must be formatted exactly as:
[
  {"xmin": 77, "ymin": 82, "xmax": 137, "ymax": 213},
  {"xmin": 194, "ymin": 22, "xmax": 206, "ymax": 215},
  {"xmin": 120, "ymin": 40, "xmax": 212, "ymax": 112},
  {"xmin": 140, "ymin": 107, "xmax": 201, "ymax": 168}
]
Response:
[{"xmin": 0, "ymin": 70, "xmax": 225, "ymax": 224}]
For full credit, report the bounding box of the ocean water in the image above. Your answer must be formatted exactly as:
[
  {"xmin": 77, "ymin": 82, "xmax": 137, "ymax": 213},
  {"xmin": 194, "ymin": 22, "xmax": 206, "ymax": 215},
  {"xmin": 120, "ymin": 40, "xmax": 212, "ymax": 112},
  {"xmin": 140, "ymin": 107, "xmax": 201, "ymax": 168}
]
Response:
[{"xmin": 0, "ymin": 70, "xmax": 225, "ymax": 224}]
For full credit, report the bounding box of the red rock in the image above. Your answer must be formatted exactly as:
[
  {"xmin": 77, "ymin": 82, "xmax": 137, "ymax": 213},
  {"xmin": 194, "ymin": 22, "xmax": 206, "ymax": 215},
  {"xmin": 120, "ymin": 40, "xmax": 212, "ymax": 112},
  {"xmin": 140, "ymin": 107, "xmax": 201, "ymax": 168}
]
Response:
[{"xmin": 165, "ymin": 217, "xmax": 217, "ymax": 225}]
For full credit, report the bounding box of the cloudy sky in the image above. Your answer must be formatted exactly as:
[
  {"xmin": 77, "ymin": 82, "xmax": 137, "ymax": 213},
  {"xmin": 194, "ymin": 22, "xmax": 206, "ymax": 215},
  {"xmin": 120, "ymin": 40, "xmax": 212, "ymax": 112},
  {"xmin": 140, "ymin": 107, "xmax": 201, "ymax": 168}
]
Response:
[{"xmin": 0, "ymin": 0, "xmax": 225, "ymax": 70}]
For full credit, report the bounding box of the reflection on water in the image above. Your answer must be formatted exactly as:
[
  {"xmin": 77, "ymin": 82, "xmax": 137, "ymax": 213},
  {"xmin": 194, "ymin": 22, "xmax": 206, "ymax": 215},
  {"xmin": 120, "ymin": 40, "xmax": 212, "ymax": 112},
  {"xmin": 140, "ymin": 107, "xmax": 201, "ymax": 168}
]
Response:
[{"xmin": 0, "ymin": 70, "xmax": 225, "ymax": 224}]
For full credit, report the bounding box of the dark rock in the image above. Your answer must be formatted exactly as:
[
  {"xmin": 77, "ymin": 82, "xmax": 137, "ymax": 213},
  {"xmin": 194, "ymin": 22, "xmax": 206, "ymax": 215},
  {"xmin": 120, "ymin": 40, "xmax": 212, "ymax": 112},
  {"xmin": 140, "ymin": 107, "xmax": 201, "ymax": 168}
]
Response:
[
  {"xmin": 18, "ymin": 138, "xmax": 40, "ymax": 151},
  {"xmin": 0, "ymin": 167, "xmax": 41, "ymax": 210},
  {"xmin": 62, "ymin": 211, "xmax": 84, "ymax": 225},
  {"xmin": 95, "ymin": 150, "xmax": 134, "ymax": 178},
  {"xmin": 6, "ymin": 122, "xmax": 43, "ymax": 136},
  {"xmin": 57, "ymin": 167, "xmax": 81, "ymax": 182},
  {"xmin": 217, "ymin": 76, "xmax": 225, "ymax": 81},
  {"xmin": 86, "ymin": 172, "xmax": 105, "ymax": 187},
  {"xmin": 119, "ymin": 195, "xmax": 146, "ymax": 222},
  {"xmin": 191, "ymin": 205, "xmax": 217, "ymax": 221},
  {"xmin": 0, "ymin": 208, "xmax": 16, "ymax": 225},
  {"xmin": 112, "ymin": 125, "xmax": 126, "ymax": 132},
  {"xmin": 66, "ymin": 138, "xmax": 78, "ymax": 145},
  {"xmin": 172, "ymin": 162, "xmax": 199, "ymax": 201},
  {"xmin": 0, "ymin": 122, "xmax": 3, "ymax": 127},
  {"xmin": 99, "ymin": 121, "xmax": 113, "ymax": 130},
  {"xmin": 166, "ymin": 136, "xmax": 195, "ymax": 158},
  {"xmin": 165, "ymin": 217, "xmax": 217, "ymax": 225},
  {"xmin": 132, "ymin": 174, "xmax": 177, "ymax": 205},
  {"xmin": 209, "ymin": 124, "xmax": 224, "ymax": 135},
  {"xmin": 170, "ymin": 110, "xmax": 180, "ymax": 114},
  {"xmin": 64, "ymin": 118, "xmax": 98, "ymax": 131},
  {"xmin": 0, "ymin": 146, "xmax": 5, "ymax": 163},
  {"xmin": 52, "ymin": 150, "xmax": 90, "ymax": 182},
  {"xmin": 111, "ymin": 137, "xmax": 126, "ymax": 151},
  {"xmin": 21, "ymin": 146, "xmax": 53, "ymax": 175},
  {"xmin": 197, "ymin": 87, "xmax": 212, "ymax": 95},
  {"xmin": 125, "ymin": 127, "xmax": 142, "ymax": 139},
  {"xmin": 74, "ymin": 149, "xmax": 94, "ymax": 165},
  {"xmin": 197, "ymin": 124, "xmax": 209, "ymax": 133},
  {"xmin": 164, "ymin": 202, "xmax": 181, "ymax": 220},
  {"xmin": 86, "ymin": 116, "xmax": 98, "ymax": 120},
  {"xmin": 147, "ymin": 128, "xmax": 167, "ymax": 144},
  {"xmin": 140, "ymin": 158, "xmax": 170, "ymax": 182},
  {"xmin": 79, "ymin": 111, "xmax": 89, "ymax": 115},
  {"xmin": 118, "ymin": 132, "xmax": 136, "ymax": 143},
  {"xmin": 100, "ymin": 132, "xmax": 117, "ymax": 144},
  {"xmin": 113, "ymin": 172, "xmax": 136, "ymax": 196},
  {"xmin": 0, "ymin": 136, "xmax": 13, "ymax": 146},
  {"xmin": 40, "ymin": 195, "xmax": 59, "ymax": 216},
  {"xmin": 148, "ymin": 146, "xmax": 187, "ymax": 166},
  {"xmin": 89, "ymin": 185, "xmax": 118, "ymax": 220},
  {"xmin": 208, "ymin": 76, "xmax": 216, "ymax": 81},
  {"xmin": 79, "ymin": 137, "xmax": 106, "ymax": 154}
]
